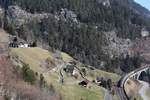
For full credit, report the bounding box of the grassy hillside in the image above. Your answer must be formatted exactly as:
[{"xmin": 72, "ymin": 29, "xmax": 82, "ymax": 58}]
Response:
[
  {"xmin": 10, "ymin": 47, "xmax": 120, "ymax": 100},
  {"xmin": 0, "ymin": 29, "xmax": 9, "ymax": 43}
]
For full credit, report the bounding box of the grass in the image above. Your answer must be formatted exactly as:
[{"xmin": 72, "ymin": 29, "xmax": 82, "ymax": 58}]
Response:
[
  {"xmin": 59, "ymin": 85, "xmax": 104, "ymax": 100},
  {"xmin": 44, "ymin": 70, "xmax": 105, "ymax": 100},
  {"xmin": 86, "ymin": 67, "xmax": 120, "ymax": 82},
  {"xmin": 0, "ymin": 30, "xmax": 9, "ymax": 43},
  {"xmin": 51, "ymin": 82, "xmax": 104, "ymax": 100},
  {"xmin": 61, "ymin": 52, "xmax": 73, "ymax": 63},
  {"xmin": 11, "ymin": 48, "xmax": 52, "ymax": 72},
  {"xmin": 11, "ymin": 47, "xmax": 120, "ymax": 100}
]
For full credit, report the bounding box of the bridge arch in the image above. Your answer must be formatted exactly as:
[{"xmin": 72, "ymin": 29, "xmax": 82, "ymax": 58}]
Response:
[{"xmin": 138, "ymin": 71, "xmax": 148, "ymax": 81}]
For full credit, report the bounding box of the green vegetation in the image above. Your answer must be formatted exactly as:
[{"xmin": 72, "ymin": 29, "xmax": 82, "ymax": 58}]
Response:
[
  {"xmin": 11, "ymin": 48, "xmax": 53, "ymax": 72},
  {"xmin": 4, "ymin": 19, "xmax": 16, "ymax": 35},
  {"xmin": 119, "ymin": 54, "xmax": 142, "ymax": 73},
  {"xmin": 11, "ymin": 47, "xmax": 120, "ymax": 100},
  {"xmin": 5, "ymin": 0, "xmax": 148, "ymax": 73},
  {"xmin": 0, "ymin": 0, "xmax": 149, "ymax": 74},
  {"xmin": 22, "ymin": 64, "xmax": 36, "ymax": 84},
  {"xmin": 12, "ymin": 0, "xmax": 150, "ymax": 37},
  {"xmin": 39, "ymin": 73, "xmax": 46, "ymax": 88},
  {"xmin": 4, "ymin": 95, "xmax": 11, "ymax": 100},
  {"xmin": 54, "ymin": 84, "xmax": 104, "ymax": 100}
]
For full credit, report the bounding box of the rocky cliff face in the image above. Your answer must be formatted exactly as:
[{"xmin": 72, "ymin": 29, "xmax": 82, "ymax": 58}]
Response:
[
  {"xmin": 0, "ymin": 0, "xmax": 150, "ymax": 73},
  {"xmin": 7, "ymin": 6, "xmax": 49, "ymax": 28},
  {"xmin": 103, "ymin": 31, "xmax": 133, "ymax": 58}
]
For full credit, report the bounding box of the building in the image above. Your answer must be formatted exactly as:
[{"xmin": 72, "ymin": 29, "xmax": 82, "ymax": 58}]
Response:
[
  {"xmin": 141, "ymin": 28, "xmax": 149, "ymax": 38},
  {"xmin": 9, "ymin": 36, "xmax": 30, "ymax": 48},
  {"xmin": 78, "ymin": 80, "xmax": 90, "ymax": 87}
]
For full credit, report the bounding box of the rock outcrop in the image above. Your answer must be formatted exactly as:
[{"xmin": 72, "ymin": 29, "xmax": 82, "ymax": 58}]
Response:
[
  {"xmin": 7, "ymin": 6, "xmax": 50, "ymax": 28},
  {"xmin": 103, "ymin": 31, "xmax": 133, "ymax": 58}
]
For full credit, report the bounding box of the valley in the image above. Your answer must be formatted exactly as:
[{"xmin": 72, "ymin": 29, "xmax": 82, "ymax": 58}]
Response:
[{"xmin": 0, "ymin": 0, "xmax": 150, "ymax": 100}]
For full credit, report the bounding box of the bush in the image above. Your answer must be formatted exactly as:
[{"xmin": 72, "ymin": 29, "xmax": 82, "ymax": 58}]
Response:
[
  {"xmin": 31, "ymin": 41, "xmax": 37, "ymax": 47},
  {"xmin": 39, "ymin": 74, "xmax": 46, "ymax": 88},
  {"xmin": 4, "ymin": 95, "xmax": 11, "ymax": 100},
  {"xmin": 81, "ymin": 68, "xmax": 86, "ymax": 76},
  {"xmin": 22, "ymin": 64, "xmax": 36, "ymax": 84},
  {"xmin": 4, "ymin": 20, "xmax": 16, "ymax": 35},
  {"xmin": 49, "ymin": 84, "xmax": 56, "ymax": 94},
  {"xmin": 107, "ymin": 79, "xmax": 112, "ymax": 90}
]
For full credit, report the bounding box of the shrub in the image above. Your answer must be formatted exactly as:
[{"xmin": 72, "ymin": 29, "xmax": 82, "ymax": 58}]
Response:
[
  {"xmin": 39, "ymin": 74, "xmax": 46, "ymax": 88},
  {"xmin": 81, "ymin": 68, "xmax": 86, "ymax": 76},
  {"xmin": 22, "ymin": 64, "xmax": 36, "ymax": 84},
  {"xmin": 107, "ymin": 79, "xmax": 112, "ymax": 90},
  {"xmin": 4, "ymin": 95, "xmax": 11, "ymax": 100},
  {"xmin": 49, "ymin": 84, "xmax": 56, "ymax": 94}
]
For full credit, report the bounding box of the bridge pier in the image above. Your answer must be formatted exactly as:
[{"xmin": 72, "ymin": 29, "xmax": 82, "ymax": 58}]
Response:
[
  {"xmin": 137, "ymin": 72, "xmax": 141, "ymax": 80},
  {"xmin": 146, "ymin": 68, "xmax": 150, "ymax": 84},
  {"xmin": 134, "ymin": 74, "xmax": 138, "ymax": 79},
  {"xmin": 121, "ymin": 66, "xmax": 150, "ymax": 100}
]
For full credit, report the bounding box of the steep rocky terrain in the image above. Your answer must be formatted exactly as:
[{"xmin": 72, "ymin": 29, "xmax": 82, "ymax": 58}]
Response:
[{"xmin": 0, "ymin": 0, "xmax": 150, "ymax": 73}]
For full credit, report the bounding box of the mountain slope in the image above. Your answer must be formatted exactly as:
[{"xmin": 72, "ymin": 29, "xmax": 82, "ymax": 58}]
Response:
[
  {"xmin": 0, "ymin": 31, "xmax": 61, "ymax": 100},
  {"xmin": 0, "ymin": 0, "xmax": 150, "ymax": 73},
  {"xmin": 10, "ymin": 47, "xmax": 120, "ymax": 100}
]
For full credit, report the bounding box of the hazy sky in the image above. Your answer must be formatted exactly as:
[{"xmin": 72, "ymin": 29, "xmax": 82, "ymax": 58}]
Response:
[{"xmin": 135, "ymin": 0, "xmax": 150, "ymax": 10}]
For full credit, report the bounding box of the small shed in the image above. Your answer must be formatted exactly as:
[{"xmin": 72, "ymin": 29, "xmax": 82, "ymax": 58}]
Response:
[{"xmin": 78, "ymin": 80, "xmax": 90, "ymax": 87}]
